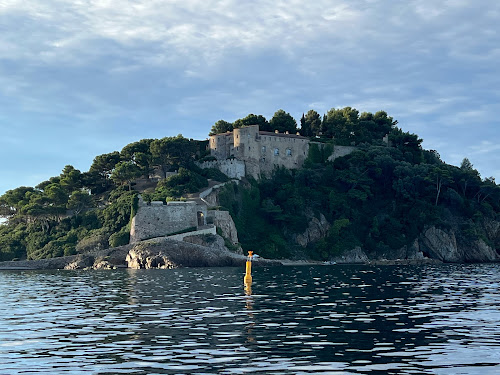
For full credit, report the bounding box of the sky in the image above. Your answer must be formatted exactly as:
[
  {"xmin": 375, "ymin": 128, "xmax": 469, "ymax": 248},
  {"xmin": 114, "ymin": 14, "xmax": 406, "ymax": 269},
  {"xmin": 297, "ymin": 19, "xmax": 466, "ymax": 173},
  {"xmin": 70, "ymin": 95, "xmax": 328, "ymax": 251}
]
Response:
[{"xmin": 0, "ymin": 0, "xmax": 499, "ymax": 195}]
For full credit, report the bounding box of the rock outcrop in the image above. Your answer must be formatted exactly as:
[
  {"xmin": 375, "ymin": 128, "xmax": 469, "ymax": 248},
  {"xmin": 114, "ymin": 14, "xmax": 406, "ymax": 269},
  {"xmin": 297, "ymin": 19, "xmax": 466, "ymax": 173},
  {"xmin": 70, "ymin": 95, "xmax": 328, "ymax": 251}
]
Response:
[
  {"xmin": 331, "ymin": 247, "xmax": 369, "ymax": 264},
  {"xmin": 419, "ymin": 226, "xmax": 499, "ymax": 263},
  {"xmin": 64, "ymin": 254, "xmax": 95, "ymax": 270},
  {"xmin": 209, "ymin": 210, "xmax": 239, "ymax": 244},
  {"xmin": 326, "ymin": 224, "xmax": 499, "ymax": 265},
  {"xmin": 293, "ymin": 213, "xmax": 331, "ymax": 248},
  {"xmin": 126, "ymin": 235, "xmax": 279, "ymax": 269},
  {"xmin": 372, "ymin": 239, "xmax": 426, "ymax": 261},
  {"xmin": 0, "ymin": 233, "xmax": 280, "ymax": 270},
  {"xmin": 0, "ymin": 244, "xmax": 131, "ymax": 270},
  {"xmin": 419, "ymin": 227, "xmax": 461, "ymax": 262}
]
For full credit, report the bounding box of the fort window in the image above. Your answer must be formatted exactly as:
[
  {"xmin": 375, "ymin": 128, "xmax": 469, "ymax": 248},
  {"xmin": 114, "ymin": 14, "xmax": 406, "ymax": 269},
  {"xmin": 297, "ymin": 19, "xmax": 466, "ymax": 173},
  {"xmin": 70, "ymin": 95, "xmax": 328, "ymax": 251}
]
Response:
[
  {"xmin": 274, "ymin": 148, "xmax": 279, "ymax": 155},
  {"xmin": 286, "ymin": 148, "xmax": 292, "ymax": 156},
  {"xmin": 262, "ymin": 146, "xmax": 266, "ymax": 153}
]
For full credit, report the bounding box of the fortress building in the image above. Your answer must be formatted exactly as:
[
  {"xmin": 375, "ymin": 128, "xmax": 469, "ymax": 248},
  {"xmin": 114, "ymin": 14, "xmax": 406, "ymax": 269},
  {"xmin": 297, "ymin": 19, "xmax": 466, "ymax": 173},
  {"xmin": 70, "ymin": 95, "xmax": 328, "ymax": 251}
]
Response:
[
  {"xmin": 207, "ymin": 125, "xmax": 310, "ymax": 179},
  {"xmin": 198, "ymin": 124, "xmax": 358, "ymax": 180}
]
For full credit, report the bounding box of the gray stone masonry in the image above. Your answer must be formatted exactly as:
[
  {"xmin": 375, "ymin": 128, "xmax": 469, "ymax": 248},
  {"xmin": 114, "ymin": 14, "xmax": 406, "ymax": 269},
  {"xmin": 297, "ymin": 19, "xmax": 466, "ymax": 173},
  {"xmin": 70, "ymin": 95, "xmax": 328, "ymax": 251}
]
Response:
[
  {"xmin": 130, "ymin": 199, "xmax": 200, "ymax": 243},
  {"xmin": 208, "ymin": 125, "xmax": 358, "ymax": 179}
]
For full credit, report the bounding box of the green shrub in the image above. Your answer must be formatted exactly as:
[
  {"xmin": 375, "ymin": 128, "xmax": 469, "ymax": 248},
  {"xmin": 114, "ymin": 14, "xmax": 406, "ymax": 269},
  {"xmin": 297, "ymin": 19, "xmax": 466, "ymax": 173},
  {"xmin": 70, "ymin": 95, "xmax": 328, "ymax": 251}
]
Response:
[{"xmin": 109, "ymin": 228, "xmax": 130, "ymax": 247}]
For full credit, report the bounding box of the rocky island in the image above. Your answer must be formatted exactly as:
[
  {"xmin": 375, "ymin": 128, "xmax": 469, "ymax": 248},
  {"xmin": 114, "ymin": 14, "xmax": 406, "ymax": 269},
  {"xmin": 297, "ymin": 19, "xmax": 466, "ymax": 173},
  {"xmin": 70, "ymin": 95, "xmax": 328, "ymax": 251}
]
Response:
[{"xmin": 1, "ymin": 107, "xmax": 499, "ymax": 268}]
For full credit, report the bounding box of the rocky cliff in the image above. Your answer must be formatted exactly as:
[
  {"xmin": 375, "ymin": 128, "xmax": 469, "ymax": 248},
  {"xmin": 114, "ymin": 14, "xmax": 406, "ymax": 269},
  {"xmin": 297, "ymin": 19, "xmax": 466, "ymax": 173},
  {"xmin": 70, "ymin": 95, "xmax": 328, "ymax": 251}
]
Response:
[
  {"xmin": 209, "ymin": 210, "xmax": 239, "ymax": 245},
  {"xmin": 290, "ymin": 212, "xmax": 331, "ymax": 248},
  {"xmin": 329, "ymin": 223, "xmax": 499, "ymax": 264}
]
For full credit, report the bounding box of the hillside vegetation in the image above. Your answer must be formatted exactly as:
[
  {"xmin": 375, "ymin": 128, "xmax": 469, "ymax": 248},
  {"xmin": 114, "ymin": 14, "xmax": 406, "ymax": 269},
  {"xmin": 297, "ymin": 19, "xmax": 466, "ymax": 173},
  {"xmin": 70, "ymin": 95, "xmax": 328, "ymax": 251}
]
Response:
[{"xmin": 1, "ymin": 107, "xmax": 499, "ymax": 262}]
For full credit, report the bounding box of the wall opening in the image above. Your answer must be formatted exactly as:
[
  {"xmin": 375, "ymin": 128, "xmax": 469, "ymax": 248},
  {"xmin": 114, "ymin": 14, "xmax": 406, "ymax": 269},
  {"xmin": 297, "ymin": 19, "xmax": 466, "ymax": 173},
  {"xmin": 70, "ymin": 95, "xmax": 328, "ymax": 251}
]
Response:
[{"xmin": 197, "ymin": 211, "xmax": 205, "ymax": 227}]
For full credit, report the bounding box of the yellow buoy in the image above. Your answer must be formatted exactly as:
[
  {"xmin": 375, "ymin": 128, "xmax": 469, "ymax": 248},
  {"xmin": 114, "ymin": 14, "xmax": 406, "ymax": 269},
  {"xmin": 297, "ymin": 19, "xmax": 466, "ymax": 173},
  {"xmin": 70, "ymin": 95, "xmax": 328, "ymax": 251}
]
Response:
[{"xmin": 244, "ymin": 251, "xmax": 253, "ymax": 285}]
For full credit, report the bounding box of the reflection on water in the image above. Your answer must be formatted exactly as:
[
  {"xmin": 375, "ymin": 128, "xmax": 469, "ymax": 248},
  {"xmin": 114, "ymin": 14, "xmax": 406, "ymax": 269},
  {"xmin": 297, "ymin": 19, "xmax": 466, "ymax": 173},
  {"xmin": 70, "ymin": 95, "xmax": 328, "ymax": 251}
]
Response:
[{"xmin": 0, "ymin": 264, "xmax": 499, "ymax": 374}]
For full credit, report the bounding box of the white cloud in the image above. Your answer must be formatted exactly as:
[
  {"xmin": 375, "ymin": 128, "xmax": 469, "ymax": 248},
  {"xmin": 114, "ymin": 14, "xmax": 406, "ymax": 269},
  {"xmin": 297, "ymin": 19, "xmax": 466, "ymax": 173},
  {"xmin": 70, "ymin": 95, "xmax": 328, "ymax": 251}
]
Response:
[
  {"xmin": 1, "ymin": 0, "xmax": 500, "ymax": 194},
  {"xmin": 469, "ymin": 141, "xmax": 500, "ymax": 155}
]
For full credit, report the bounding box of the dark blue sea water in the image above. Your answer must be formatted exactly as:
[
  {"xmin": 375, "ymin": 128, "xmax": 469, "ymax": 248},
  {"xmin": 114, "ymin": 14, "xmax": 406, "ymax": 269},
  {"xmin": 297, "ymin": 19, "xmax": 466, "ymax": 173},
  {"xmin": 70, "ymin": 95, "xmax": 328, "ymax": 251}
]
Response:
[{"xmin": 0, "ymin": 264, "xmax": 499, "ymax": 374}]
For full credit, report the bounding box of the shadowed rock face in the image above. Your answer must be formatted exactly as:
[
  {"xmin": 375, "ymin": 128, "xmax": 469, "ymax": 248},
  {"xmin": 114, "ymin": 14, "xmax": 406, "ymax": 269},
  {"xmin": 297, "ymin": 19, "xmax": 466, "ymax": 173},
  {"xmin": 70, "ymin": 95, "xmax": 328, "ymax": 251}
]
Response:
[
  {"xmin": 291, "ymin": 212, "xmax": 331, "ymax": 248},
  {"xmin": 331, "ymin": 247, "xmax": 369, "ymax": 264},
  {"xmin": 209, "ymin": 211, "xmax": 239, "ymax": 245},
  {"xmin": 419, "ymin": 227, "xmax": 461, "ymax": 262},
  {"xmin": 419, "ymin": 226, "xmax": 499, "ymax": 263},
  {"xmin": 327, "ymin": 223, "xmax": 500, "ymax": 265}
]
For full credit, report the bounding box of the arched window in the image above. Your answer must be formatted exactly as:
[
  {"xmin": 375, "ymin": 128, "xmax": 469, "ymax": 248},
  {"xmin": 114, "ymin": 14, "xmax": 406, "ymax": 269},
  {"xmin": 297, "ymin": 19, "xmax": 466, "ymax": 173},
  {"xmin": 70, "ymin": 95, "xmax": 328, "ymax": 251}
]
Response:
[
  {"xmin": 286, "ymin": 149, "xmax": 292, "ymax": 156},
  {"xmin": 274, "ymin": 148, "xmax": 279, "ymax": 155}
]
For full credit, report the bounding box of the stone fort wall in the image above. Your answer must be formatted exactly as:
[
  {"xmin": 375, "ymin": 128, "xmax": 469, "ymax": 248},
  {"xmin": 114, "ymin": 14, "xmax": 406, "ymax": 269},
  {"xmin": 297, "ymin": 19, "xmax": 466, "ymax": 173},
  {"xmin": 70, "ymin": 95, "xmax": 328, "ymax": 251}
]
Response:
[
  {"xmin": 196, "ymin": 159, "xmax": 245, "ymax": 180},
  {"xmin": 130, "ymin": 198, "xmax": 207, "ymax": 243},
  {"xmin": 209, "ymin": 125, "xmax": 310, "ymax": 179}
]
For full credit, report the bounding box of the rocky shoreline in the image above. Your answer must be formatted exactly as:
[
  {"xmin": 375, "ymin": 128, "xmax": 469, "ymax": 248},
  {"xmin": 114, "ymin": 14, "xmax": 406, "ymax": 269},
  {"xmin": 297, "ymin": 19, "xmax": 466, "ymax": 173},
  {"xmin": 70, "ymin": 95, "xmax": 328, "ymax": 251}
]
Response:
[
  {"xmin": 0, "ymin": 234, "xmax": 281, "ymax": 270},
  {"xmin": 1, "ymin": 224, "xmax": 498, "ymax": 271}
]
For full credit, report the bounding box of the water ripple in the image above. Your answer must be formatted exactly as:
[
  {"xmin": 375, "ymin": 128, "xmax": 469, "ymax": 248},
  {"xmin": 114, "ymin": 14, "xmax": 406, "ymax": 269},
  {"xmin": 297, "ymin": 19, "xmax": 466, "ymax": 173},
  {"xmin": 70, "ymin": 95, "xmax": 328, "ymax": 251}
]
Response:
[{"xmin": 0, "ymin": 264, "xmax": 499, "ymax": 374}]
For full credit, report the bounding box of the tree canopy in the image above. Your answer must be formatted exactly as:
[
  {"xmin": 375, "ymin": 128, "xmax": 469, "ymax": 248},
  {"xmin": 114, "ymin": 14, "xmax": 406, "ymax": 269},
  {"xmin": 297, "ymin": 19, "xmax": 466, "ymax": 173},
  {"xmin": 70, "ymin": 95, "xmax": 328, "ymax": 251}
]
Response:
[{"xmin": 269, "ymin": 109, "xmax": 297, "ymax": 134}]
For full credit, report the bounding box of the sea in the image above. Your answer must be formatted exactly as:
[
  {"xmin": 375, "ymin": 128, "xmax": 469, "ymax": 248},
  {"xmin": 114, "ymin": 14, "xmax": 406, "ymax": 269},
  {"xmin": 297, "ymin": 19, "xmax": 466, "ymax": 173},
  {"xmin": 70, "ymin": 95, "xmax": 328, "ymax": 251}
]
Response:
[{"xmin": 0, "ymin": 264, "xmax": 499, "ymax": 374}]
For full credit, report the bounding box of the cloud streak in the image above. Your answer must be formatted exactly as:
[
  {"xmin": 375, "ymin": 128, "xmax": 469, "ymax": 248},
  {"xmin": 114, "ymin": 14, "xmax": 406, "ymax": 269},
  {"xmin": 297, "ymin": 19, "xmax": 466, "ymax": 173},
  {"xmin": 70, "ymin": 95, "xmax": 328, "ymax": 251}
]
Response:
[{"xmin": 0, "ymin": 0, "xmax": 499, "ymax": 193}]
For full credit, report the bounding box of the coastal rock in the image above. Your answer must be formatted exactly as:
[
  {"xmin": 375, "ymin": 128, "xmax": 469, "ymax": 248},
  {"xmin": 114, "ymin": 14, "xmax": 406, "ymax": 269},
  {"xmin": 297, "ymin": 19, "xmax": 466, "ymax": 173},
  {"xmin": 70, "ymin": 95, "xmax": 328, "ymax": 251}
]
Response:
[
  {"xmin": 126, "ymin": 247, "xmax": 176, "ymax": 269},
  {"xmin": 419, "ymin": 226, "xmax": 499, "ymax": 263},
  {"xmin": 209, "ymin": 210, "xmax": 239, "ymax": 244},
  {"xmin": 183, "ymin": 233, "xmax": 227, "ymax": 251},
  {"xmin": 483, "ymin": 219, "xmax": 500, "ymax": 250},
  {"xmin": 331, "ymin": 247, "xmax": 369, "ymax": 264},
  {"xmin": 419, "ymin": 227, "xmax": 461, "ymax": 262},
  {"xmin": 294, "ymin": 213, "xmax": 330, "ymax": 248},
  {"xmin": 92, "ymin": 259, "xmax": 116, "ymax": 269},
  {"xmin": 126, "ymin": 236, "xmax": 248, "ymax": 269},
  {"xmin": 64, "ymin": 255, "xmax": 95, "ymax": 270},
  {"xmin": 375, "ymin": 239, "xmax": 425, "ymax": 261},
  {"xmin": 457, "ymin": 238, "xmax": 499, "ymax": 263}
]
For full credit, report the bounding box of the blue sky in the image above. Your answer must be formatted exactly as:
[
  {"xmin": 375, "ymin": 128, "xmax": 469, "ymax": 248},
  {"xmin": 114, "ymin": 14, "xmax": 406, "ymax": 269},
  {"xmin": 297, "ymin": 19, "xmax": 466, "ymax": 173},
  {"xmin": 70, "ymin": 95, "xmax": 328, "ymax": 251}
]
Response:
[{"xmin": 1, "ymin": 0, "xmax": 499, "ymax": 195}]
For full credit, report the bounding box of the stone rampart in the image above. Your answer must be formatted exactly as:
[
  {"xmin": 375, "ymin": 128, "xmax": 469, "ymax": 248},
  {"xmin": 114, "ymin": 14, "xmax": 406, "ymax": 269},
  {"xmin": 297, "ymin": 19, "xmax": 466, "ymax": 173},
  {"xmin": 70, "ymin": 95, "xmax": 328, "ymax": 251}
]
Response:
[
  {"xmin": 196, "ymin": 159, "xmax": 245, "ymax": 180},
  {"xmin": 166, "ymin": 225, "xmax": 217, "ymax": 241},
  {"xmin": 130, "ymin": 201, "xmax": 199, "ymax": 243},
  {"xmin": 328, "ymin": 145, "xmax": 357, "ymax": 161}
]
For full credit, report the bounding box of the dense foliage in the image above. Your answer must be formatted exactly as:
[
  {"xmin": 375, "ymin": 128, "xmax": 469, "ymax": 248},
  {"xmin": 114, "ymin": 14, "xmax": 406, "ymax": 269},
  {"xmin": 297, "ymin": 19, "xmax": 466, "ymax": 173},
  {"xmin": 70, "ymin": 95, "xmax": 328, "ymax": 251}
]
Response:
[
  {"xmin": 1, "ymin": 107, "xmax": 499, "ymax": 262},
  {"xmin": 216, "ymin": 118, "xmax": 500, "ymax": 260},
  {"xmin": 0, "ymin": 135, "xmax": 206, "ymax": 260},
  {"xmin": 210, "ymin": 106, "xmax": 396, "ymax": 146},
  {"xmin": 209, "ymin": 110, "xmax": 298, "ymax": 135}
]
